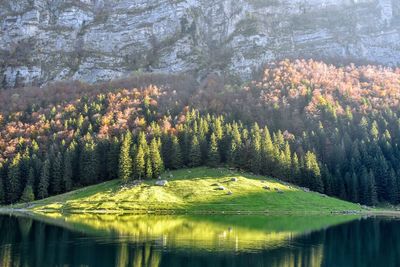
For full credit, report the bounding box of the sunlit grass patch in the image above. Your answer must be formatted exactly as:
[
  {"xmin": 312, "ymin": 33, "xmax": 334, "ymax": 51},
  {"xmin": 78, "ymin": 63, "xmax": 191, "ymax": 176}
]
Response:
[{"xmin": 28, "ymin": 167, "xmax": 364, "ymax": 214}]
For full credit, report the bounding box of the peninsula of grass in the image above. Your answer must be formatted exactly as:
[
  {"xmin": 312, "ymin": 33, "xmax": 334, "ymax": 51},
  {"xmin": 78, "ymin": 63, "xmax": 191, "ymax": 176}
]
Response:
[{"xmin": 13, "ymin": 167, "xmax": 366, "ymax": 215}]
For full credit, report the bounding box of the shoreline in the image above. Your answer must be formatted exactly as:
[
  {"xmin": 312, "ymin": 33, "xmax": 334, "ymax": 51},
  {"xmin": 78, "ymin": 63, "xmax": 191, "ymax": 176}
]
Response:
[{"xmin": 0, "ymin": 206, "xmax": 398, "ymax": 217}]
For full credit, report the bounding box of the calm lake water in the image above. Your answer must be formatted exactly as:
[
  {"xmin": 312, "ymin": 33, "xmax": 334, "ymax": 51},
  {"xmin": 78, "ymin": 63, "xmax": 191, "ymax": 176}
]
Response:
[{"xmin": 0, "ymin": 213, "xmax": 399, "ymax": 267}]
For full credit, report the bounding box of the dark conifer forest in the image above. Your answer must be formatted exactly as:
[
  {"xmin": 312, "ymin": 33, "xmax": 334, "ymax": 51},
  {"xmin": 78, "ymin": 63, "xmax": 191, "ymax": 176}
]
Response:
[{"xmin": 1, "ymin": 59, "xmax": 400, "ymax": 206}]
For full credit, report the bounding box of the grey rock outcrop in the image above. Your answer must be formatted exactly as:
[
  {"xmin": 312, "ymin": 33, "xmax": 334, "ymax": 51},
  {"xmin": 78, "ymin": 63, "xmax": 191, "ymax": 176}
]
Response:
[
  {"xmin": 155, "ymin": 180, "xmax": 168, "ymax": 186},
  {"xmin": 1, "ymin": 0, "xmax": 399, "ymax": 87}
]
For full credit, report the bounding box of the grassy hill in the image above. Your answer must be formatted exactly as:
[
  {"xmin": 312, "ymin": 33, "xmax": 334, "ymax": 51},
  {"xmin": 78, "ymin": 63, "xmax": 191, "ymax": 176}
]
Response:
[{"xmin": 20, "ymin": 167, "xmax": 365, "ymax": 214}]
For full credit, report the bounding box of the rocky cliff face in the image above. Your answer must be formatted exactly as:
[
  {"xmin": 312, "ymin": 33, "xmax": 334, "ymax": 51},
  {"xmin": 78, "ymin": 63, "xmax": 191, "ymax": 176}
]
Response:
[{"xmin": 1, "ymin": 0, "xmax": 399, "ymax": 87}]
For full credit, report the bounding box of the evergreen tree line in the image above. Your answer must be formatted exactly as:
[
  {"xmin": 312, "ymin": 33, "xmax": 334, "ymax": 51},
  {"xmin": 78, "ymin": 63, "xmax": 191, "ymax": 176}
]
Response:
[
  {"xmin": 0, "ymin": 110, "xmax": 330, "ymax": 205},
  {"xmin": 294, "ymin": 112, "xmax": 400, "ymax": 206}
]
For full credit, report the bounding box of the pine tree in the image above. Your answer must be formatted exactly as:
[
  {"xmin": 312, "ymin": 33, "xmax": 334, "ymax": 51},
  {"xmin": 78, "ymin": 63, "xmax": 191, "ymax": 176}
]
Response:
[
  {"xmin": 0, "ymin": 163, "xmax": 5, "ymax": 204},
  {"xmin": 19, "ymin": 167, "xmax": 37, "ymax": 203},
  {"xmin": 7, "ymin": 153, "xmax": 22, "ymax": 203},
  {"xmin": 63, "ymin": 151, "xmax": 73, "ymax": 191},
  {"xmin": 273, "ymin": 130, "xmax": 285, "ymax": 150},
  {"xmin": 27, "ymin": 167, "xmax": 35, "ymax": 187},
  {"xmin": 218, "ymin": 128, "xmax": 230, "ymax": 162},
  {"xmin": 145, "ymin": 157, "xmax": 153, "ymax": 179},
  {"xmin": 304, "ymin": 151, "xmax": 323, "ymax": 193},
  {"xmin": 374, "ymin": 155, "xmax": 389, "ymax": 202},
  {"xmin": 212, "ymin": 117, "xmax": 224, "ymax": 140},
  {"xmin": 66, "ymin": 141, "xmax": 78, "ymax": 184},
  {"xmin": 367, "ymin": 170, "xmax": 378, "ymax": 206},
  {"xmin": 388, "ymin": 168, "xmax": 398, "ymax": 204},
  {"xmin": 150, "ymin": 138, "xmax": 164, "ymax": 179},
  {"xmin": 189, "ymin": 135, "xmax": 201, "ymax": 167},
  {"xmin": 38, "ymin": 159, "xmax": 50, "ymax": 199},
  {"xmin": 19, "ymin": 149, "xmax": 31, "ymax": 187},
  {"xmin": 320, "ymin": 164, "xmax": 333, "ymax": 195},
  {"xmin": 96, "ymin": 139, "xmax": 109, "ymax": 181},
  {"xmin": 134, "ymin": 146, "xmax": 146, "ymax": 179},
  {"xmin": 107, "ymin": 137, "xmax": 120, "ymax": 180},
  {"xmin": 198, "ymin": 130, "xmax": 208, "ymax": 164},
  {"xmin": 370, "ymin": 121, "xmax": 379, "ymax": 141},
  {"xmin": 170, "ymin": 135, "xmax": 183, "ymax": 169},
  {"xmin": 359, "ymin": 167, "xmax": 369, "ymax": 204},
  {"xmin": 228, "ymin": 123, "xmax": 241, "ymax": 166},
  {"xmin": 130, "ymin": 144, "xmax": 137, "ymax": 174},
  {"xmin": 137, "ymin": 132, "xmax": 148, "ymax": 152},
  {"xmin": 0, "ymin": 178, "xmax": 4, "ymax": 204},
  {"xmin": 207, "ymin": 133, "xmax": 220, "ymax": 167},
  {"xmin": 239, "ymin": 128, "xmax": 250, "ymax": 169},
  {"xmin": 30, "ymin": 155, "xmax": 42, "ymax": 194},
  {"xmin": 161, "ymin": 135, "xmax": 172, "ymax": 168},
  {"xmin": 282, "ymin": 142, "xmax": 292, "ymax": 180},
  {"xmin": 291, "ymin": 153, "xmax": 301, "ymax": 185},
  {"xmin": 134, "ymin": 132, "xmax": 148, "ymax": 179},
  {"xmin": 250, "ymin": 123, "xmax": 261, "ymax": 174},
  {"xmin": 51, "ymin": 152, "xmax": 63, "ymax": 194},
  {"xmin": 343, "ymin": 172, "xmax": 352, "ymax": 201},
  {"xmin": 338, "ymin": 179, "xmax": 347, "ymax": 200},
  {"xmin": 20, "ymin": 185, "xmax": 35, "ymax": 202},
  {"xmin": 271, "ymin": 133, "xmax": 285, "ymax": 179},
  {"xmin": 350, "ymin": 172, "xmax": 359, "ymax": 203},
  {"xmin": 118, "ymin": 131, "xmax": 133, "ymax": 183},
  {"xmin": 79, "ymin": 137, "xmax": 99, "ymax": 185}
]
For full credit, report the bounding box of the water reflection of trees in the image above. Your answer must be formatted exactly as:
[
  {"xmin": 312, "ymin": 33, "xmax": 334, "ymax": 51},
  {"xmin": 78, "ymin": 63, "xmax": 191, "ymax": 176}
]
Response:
[
  {"xmin": 0, "ymin": 216, "xmax": 163, "ymax": 267},
  {"xmin": 1, "ymin": 216, "xmax": 400, "ymax": 266}
]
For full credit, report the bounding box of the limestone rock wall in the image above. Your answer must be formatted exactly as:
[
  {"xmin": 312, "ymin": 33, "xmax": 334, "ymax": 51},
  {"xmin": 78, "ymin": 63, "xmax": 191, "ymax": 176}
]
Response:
[{"xmin": 0, "ymin": 0, "xmax": 399, "ymax": 87}]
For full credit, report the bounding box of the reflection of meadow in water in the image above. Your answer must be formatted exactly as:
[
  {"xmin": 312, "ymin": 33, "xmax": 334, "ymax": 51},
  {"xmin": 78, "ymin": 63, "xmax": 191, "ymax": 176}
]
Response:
[
  {"xmin": 28, "ymin": 213, "xmax": 358, "ymax": 251},
  {"xmin": 4, "ymin": 215, "xmax": 400, "ymax": 267}
]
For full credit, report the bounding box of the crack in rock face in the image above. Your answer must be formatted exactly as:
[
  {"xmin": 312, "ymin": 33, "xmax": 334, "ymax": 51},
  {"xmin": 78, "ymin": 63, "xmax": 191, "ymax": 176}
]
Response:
[{"xmin": 0, "ymin": 0, "xmax": 399, "ymax": 87}]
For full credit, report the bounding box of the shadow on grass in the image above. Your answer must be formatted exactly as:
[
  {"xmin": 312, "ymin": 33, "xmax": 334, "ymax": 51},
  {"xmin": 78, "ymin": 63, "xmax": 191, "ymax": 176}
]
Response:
[{"xmin": 183, "ymin": 190, "xmax": 361, "ymax": 213}]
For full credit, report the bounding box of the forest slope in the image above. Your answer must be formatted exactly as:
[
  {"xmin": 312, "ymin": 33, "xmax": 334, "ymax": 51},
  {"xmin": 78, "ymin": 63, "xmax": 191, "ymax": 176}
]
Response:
[{"xmin": 1, "ymin": 60, "xmax": 400, "ymax": 207}]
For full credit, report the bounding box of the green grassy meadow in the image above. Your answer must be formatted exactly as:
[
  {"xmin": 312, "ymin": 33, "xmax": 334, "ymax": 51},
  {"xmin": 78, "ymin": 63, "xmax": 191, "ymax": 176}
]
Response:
[{"xmin": 20, "ymin": 167, "xmax": 364, "ymax": 214}]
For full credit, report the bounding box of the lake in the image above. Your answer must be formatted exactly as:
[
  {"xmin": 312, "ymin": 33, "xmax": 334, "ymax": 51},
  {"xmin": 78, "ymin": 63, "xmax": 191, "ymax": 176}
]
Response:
[{"xmin": 0, "ymin": 213, "xmax": 399, "ymax": 267}]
